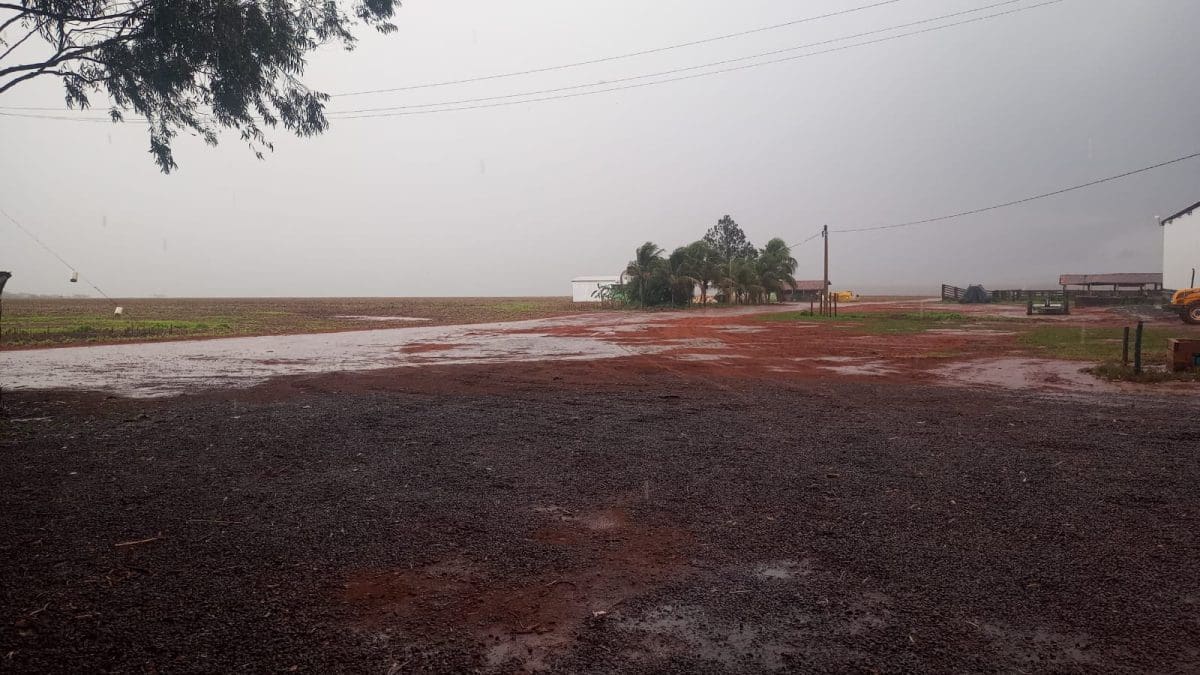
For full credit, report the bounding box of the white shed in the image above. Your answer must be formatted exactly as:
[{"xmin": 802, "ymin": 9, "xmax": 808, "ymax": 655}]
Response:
[
  {"xmin": 1162, "ymin": 200, "xmax": 1200, "ymax": 290},
  {"xmin": 571, "ymin": 275, "xmax": 620, "ymax": 302}
]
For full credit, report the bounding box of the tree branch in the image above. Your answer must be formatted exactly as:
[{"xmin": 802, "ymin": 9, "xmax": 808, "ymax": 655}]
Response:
[
  {"xmin": 0, "ymin": 63, "xmax": 65, "ymax": 93},
  {"xmin": 0, "ymin": 19, "xmax": 42, "ymax": 61},
  {"xmin": 1, "ymin": 9, "xmax": 29, "ymax": 35},
  {"xmin": 0, "ymin": 3, "xmax": 145, "ymax": 24},
  {"xmin": 0, "ymin": 32, "xmax": 136, "ymax": 78}
]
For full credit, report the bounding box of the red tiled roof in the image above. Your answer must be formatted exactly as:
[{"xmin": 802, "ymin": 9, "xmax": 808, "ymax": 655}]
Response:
[{"xmin": 789, "ymin": 280, "xmax": 827, "ymax": 291}]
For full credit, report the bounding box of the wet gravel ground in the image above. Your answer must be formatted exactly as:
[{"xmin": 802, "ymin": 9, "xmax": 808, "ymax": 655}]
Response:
[{"xmin": 2, "ymin": 364, "xmax": 1199, "ymax": 673}]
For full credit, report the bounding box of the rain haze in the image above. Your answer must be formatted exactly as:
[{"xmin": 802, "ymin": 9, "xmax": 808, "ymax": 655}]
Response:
[
  {"xmin": 3, "ymin": 0, "xmax": 1199, "ymax": 296},
  {"xmin": 7, "ymin": 2, "xmax": 1200, "ymax": 671}
]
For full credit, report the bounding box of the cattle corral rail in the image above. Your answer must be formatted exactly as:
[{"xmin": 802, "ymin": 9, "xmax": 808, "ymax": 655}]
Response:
[
  {"xmin": 941, "ymin": 285, "xmax": 1063, "ymax": 302},
  {"xmin": 942, "ymin": 283, "xmax": 1170, "ymax": 304}
]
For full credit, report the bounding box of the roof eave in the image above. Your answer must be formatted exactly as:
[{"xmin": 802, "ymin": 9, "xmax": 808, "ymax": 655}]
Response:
[{"xmin": 1161, "ymin": 199, "xmax": 1200, "ymax": 225}]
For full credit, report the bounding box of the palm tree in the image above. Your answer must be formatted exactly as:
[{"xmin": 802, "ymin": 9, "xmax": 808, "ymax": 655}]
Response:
[
  {"xmin": 727, "ymin": 257, "xmax": 764, "ymax": 304},
  {"xmin": 667, "ymin": 247, "xmax": 697, "ymax": 305},
  {"xmin": 625, "ymin": 242, "xmax": 665, "ymax": 307},
  {"xmin": 758, "ymin": 238, "xmax": 797, "ymax": 303}
]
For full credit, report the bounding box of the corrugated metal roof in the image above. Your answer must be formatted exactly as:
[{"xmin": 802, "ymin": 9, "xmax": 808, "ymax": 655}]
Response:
[
  {"xmin": 571, "ymin": 276, "xmax": 621, "ymax": 283},
  {"xmin": 1058, "ymin": 273, "xmax": 1163, "ymax": 286}
]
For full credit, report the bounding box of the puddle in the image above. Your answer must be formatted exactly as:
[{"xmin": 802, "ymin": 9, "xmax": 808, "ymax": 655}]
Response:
[
  {"xmin": 0, "ymin": 304, "xmax": 819, "ymax": 398},
  {"xmin": 334, "ymin": 315, "xmax": 431, "ymax": 322},
  {"xmin": 0, "ymin": 316, "xmax": 683, "ymax": 398},
  {"xmin": 819, "ymin": 363, "xmax": 901, "ymax": 377},
  {"xmin": 934, "ymin": 357, "xmax": 1122, "ymax": 395},
  {"xmin": 793, "ymin": 356, "xmax": 900, "ymax": 377}
]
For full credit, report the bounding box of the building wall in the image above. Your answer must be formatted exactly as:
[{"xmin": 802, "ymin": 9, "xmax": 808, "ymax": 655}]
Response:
[
  {"xmin": 571, "ymin": 279, "xmax": 616, "ymax": 302},
  {"xmin": 1164, "ymin": 210, "xmax": 1200, "ymax": 290}
]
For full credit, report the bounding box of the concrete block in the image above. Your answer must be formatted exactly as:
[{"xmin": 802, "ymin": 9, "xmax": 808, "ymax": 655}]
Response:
[{"xmin": 1168, "ymin": 339, "xmax": 1200, "ymax": 372}]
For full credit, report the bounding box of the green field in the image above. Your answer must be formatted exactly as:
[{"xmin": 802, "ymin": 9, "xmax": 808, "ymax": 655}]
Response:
[
  {"xmin": 1016, "ymin": 325, "xmax": 1175, "ymax": 363},
  {"xmin": 756, "ymin": 310, "xmax": 967, "ymax": 334}
]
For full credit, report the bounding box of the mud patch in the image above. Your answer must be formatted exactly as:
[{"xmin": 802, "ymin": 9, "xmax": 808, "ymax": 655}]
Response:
[
  {"xmin": 618, "ymin": 604, "xmax": 796, "ymax": 670},
  {"xmin": 927, "ymin": 328, "xmax": 1017, "ymax": 336},
  {"xmin": 753, "ymin": 558, "xmax": 814, "ymax": 581},
  {"xmin": 397, "ymin": 342, "xmax": 456, "ymax": 354},
  {"xmin": 935, "ymin": 357, "xmax": 1123, "ymax": 396},
  {"xmin": 340, "ymin": 507, "xmax": 691, "ymax": 671},
  {"xmin": 976, "ymin": 622, "xmax": 1100, "ymax": 667},
  {"xmin": 716, "ymin": 325, "xmax": 767, "ymax": 334},
  {"xmin": 819, "ymin": 362, "xmax": 901, "ymax": 377},
  {"xmin": 674, "ymin": 353, "xmax": 745, "ymax": 362},
  {"xmin": 335, "ymin": 315, "xmax": 431, "ymax": 322},
  {"xmin": 795, "ymin": 357, "xmax": 901, "ymax": 377}
]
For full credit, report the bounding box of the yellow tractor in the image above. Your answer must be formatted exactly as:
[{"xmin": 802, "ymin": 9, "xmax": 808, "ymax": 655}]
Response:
[{"xmin": 1168, "ymin": 287, "xmax": 1200, "ymax": 324}]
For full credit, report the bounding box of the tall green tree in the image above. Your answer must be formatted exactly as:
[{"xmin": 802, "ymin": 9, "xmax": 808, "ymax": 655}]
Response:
[
  {"xmin": 703, "ymin": 215, "xmax": 756, "ymax": 264},
  {"xmin": 0, "ymin": 0, "xmax": 400, "ymax": 172}
]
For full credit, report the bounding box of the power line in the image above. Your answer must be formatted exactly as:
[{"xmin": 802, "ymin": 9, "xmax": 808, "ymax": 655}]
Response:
[
  {"xmin": 788, "ymin": 229, "xmax": 825, "ymax": 249},
  {"xmin": 0, "ymin": 0, "xmax": 1060, "ymax": 122},
  {"xmin": 332, "ymin": 0, "xmax": 906, "ymax": 97},
  {"xmin": 328, "ymin": 1, "xmax": 1062, "ymax": 119},
  {"xmin": 0, "ymin": 110, "xmax": 141, "ymax": 123},
  {"xmin": 325, "ymin": 0, "xmax": 1028, "ymax": 115},
  {"xmin": 0, "ymin": 207, "xmax": 115, "ymax": 300},
  {"xmin": 834, "ymin": 150, "xmax": 1200, "ymax": 233}
]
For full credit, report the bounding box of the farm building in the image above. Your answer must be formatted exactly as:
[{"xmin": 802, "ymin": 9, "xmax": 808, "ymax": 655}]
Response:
[
  {"xmin": 571, "ymin": 275, "xmax": 621, "ymax": 302},
  {"xmin": 1058, "ymin": 273, "xmax": 1163, "ymax": 294},
  {"xmin": 780, "ymin": 280, "xmax": 826, "ymax": 301},
  {"xmin": 1161, "ymin": 200, "xmax": 1200, "ymax": 290}
]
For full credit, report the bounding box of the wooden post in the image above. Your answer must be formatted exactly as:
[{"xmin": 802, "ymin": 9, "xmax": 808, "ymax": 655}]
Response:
[
  {"xmin": 833, "ymin": 293, "xmax": 838, "ymax": 317},
  {"xmin": 1122, "ymin": 326, "xmax": 1130, "ymax": 365},
  {"xmin": 810, "ymin": 297, "xmax": 814, "ymax": 315},
  {"xmin": 1134, "ymin": 321, "xmax": 1144, "ymax": 375},
  {"xmin": 822, "ymin": 225, "xmax": 829, "ymax": 317}
]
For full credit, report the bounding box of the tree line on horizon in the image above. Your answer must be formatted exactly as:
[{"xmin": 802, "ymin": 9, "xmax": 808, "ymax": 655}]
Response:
[{"xmin": 603, "ymin": 216, "xmax": 799, "ymax": 307}]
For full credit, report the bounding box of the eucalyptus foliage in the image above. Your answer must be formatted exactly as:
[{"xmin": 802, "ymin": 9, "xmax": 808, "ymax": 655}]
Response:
[{"xmin": 0, "ymin": 0, "xmax": 399, "ymax": 171}]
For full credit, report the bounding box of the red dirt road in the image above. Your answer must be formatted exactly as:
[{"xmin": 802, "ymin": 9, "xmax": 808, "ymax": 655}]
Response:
[
  {"xmin": 3, "ymin": 301, "xmax": 1199, "ymax": 673},
  {"xmin": 4, "ymin": 299, "xmax": 1195, "ymax": 398}
]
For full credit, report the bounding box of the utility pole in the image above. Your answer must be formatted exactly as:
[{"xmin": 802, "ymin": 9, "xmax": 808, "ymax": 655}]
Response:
[
  {"xmin": 822, "ymin": 224, "xmax": 830, "ymax": 316},
  {"xmin": 0, "ymin": 271, "xmax": 10, "ymax": 406}
]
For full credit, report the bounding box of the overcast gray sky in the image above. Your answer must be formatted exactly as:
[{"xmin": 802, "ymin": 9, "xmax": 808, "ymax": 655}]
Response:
[{"xmin": 2, "ymin": 0, "xmax": 1199, "ymax": 297}]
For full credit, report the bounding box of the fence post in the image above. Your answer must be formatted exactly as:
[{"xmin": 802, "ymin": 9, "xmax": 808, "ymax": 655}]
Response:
[
  {"xmin": 1133, "ymin": 321, "xmax": 1144, "ymax": 375},
  {"xmin": 1122, "ymin": 326, "xmax": 1130, "ymax": 365}
]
